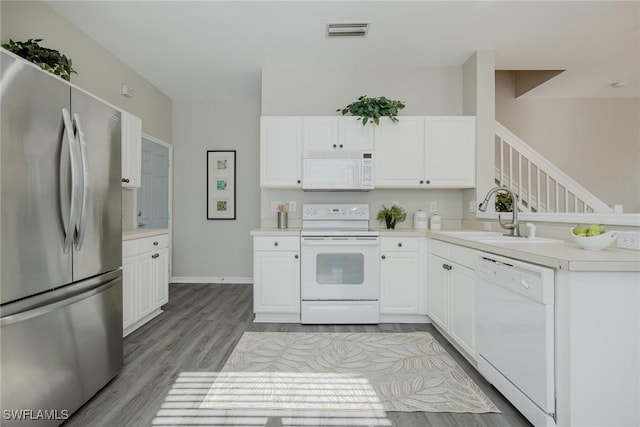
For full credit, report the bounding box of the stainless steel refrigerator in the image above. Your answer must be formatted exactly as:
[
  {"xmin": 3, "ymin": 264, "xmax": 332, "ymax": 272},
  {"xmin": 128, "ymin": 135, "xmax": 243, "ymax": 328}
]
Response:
[{"xmin": 1, "ymin": 50, "xmax": 123, "ymax": 425}]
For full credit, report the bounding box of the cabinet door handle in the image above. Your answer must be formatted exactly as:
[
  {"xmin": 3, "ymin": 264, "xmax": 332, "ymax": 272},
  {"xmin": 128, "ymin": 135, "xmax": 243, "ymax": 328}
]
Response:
[
  {"xmin": 297, "ymin": 180, "xmax": 301, "ymax": 184},
  {"xmin": 397, "ymin": 242, "xmax": 402, "ymax": 247},
  {"xmin": 153, "ymin": 241, "xmax": 159, "ymax": 246},
  {"xmin": 339, "ymin": 144, "xmax": 343, "ymax": 148},
  {"xmin": 152, "ymin": 253, "xmax": 159, "ymax": 259},
  {"xmin": 419, "ymin": 180, "xmax": 424, "ymax": 184},
  {"xmin": 381, "ymin": 255, "xmax": 386, "ymax": 260},
  {"xmin": 274, "ymin": 241, "xmax": 278, "ymax": 246},
  {"xmin": 442, "ymin": 263, "xmax": 452, "ymax": 270},
  {"xmin": 294, "ymin": 254, "xmax": 299, "ymax": 259},
  {"xmin": 332, "ymin": 144, "xmax": 337, "ymax": 148},
  {"xmin": 426, "ymin": 180, "xmax": 431, "ymax": 184},
  {"xmin": 121, "ymin": 178, "xmax": 130, "ymax": 183}
]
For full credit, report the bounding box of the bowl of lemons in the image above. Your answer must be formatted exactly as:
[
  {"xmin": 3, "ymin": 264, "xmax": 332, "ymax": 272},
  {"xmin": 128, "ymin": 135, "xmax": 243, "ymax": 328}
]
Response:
[{"xmin": 570, "ymin": 224, "xmax": 617, "ymax": 251}]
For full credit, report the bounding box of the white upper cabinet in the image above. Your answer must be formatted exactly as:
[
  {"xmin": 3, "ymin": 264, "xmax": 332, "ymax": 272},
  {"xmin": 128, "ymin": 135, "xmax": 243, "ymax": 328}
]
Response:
[
  {"xmin": 121, "ymin": 111, "xmax": 142, "ymax": 188},
  {"xmin": 259, "ymin": 115, "xmax": 474, "ymax": 189},
  {"xmin": 338, "ymin": 117, "xmax": 374, "ymax": 150},
  {"xmin": 302, "ymin": 117, "xmax": 339, "ymax": 151},
  {"xmin": 375, "ymin": 116, "xmax": 476, "ymax": 189},
  {"xmin": 260, "ymin": 117, "xmax": 302, "ymax": 188},
  {"xmin": 424, "ymin": 116, "xmax": 476, "ymax": 188},
  {"xmin": 302, "ymin": 117, "xmax": 374, "ymax": 151},
  {"xmin": 375, "ymin": 117, "xmax": 426, "ymax": 187}
]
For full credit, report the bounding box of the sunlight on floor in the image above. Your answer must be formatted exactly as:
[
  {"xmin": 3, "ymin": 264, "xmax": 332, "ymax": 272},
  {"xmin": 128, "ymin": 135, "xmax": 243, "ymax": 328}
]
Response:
[{"xmin": 151, "ymin": 371, "xmax": 392, "ymax": 426}]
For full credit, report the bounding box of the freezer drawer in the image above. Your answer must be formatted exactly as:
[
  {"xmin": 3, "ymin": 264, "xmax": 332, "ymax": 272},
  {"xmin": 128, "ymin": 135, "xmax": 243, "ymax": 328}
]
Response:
[{"xmin": 0, "ymin": 271, "xmax": 123, "ymax": 426}]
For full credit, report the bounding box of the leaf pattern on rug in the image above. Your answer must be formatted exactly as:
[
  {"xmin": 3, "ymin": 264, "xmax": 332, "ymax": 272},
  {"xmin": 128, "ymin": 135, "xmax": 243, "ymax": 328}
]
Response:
[{"xmin": 200, "ymin": 332, "xmax": 500, "ymax": 413}]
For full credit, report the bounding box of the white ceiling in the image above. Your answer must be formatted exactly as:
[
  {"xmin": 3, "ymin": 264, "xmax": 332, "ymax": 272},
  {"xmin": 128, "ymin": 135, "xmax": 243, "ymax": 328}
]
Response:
[{"xmin": 48, "ymin": 1, "xmax": 639, "ymax": 101}]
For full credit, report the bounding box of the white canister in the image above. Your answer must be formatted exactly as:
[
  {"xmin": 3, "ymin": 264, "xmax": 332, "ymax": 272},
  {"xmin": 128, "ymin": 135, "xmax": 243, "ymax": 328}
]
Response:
[
  {"xmin": 430, "ymin": 213, "xmax": 442, "ymax": 230},
  {"xmin": 413, "ymin": 210, "xmax": 429, "ymax": 230}
]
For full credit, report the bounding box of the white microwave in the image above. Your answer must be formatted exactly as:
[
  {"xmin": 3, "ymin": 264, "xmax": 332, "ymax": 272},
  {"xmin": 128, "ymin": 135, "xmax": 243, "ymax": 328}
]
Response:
[{"xmin": 302, "ymin": 151, "xmax": 374, "ymax": 191}]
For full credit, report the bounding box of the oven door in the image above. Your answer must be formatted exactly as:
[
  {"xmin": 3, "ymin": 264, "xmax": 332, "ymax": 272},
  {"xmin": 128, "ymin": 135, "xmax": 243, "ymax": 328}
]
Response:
[{"xmin": 301, "ymin": 236, "xmax": 379, "ymax": 300}]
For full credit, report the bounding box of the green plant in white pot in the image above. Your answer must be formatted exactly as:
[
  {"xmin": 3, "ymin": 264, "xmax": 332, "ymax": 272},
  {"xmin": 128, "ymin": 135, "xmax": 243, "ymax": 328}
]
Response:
[
  {"xmin": 376, "ymin": 204, "xmax": 407, "ymax": 229},
  {"xmin": 337, "ymin": 95, "xmax": 406, "ymax": 125}
]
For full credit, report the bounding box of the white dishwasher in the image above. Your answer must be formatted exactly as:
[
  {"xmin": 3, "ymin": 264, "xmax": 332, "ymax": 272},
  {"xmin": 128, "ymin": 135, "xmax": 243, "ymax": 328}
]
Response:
[{"xmin": 476, "ymin": 253, "xmax": 556, "ymax": 427}]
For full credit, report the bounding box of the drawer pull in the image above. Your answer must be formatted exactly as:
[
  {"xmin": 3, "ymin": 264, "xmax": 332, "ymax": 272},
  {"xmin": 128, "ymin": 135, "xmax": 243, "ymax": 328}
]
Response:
[
  {"xmin": 153, "ymin": 241, "xmax": 159, "ymax": 246},
  {"xmin": 397, "ymin": 242, "xmax": 402, "ymax": 247},
  {"xmin": 274, "ymin": 241, "xmax": 278, "ymax": 246},
  {"xmin": 294, "ymin": 254, "xmax": 299, "ymax": 259},
  {"xmin": 152, "ymin": 253, "xmax": 159, "ymax": 259},
  {"xmin": 381, "ymin": 255, "xmax": 386, "ymax": 260}
]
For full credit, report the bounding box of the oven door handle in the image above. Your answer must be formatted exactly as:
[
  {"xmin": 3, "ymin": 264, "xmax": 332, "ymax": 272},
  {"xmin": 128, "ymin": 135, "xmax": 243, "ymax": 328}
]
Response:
[{"xmin": 302, "ymin": 238, "xmax": 379, "ymax": 246}]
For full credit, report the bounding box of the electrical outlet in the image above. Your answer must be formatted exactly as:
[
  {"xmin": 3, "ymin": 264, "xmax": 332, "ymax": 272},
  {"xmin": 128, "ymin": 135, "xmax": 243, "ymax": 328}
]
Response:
[
  {"xmin": 469, "ymin": 200, "xmax": 476, "ymax": 213},
  {"xmin": 617, "ymin": 231, "xmax": 640, "ymax": 250},
  {"xmin": 270, "ymin": 201, "xmax": 282, "ymax": 212},
  {"xmin": 429, "ymin": 201, "xmax": 438, "ymax": 212},
  {"xmin": 288, "ymin": 201, "xmax": 297, "ymax": 212}
]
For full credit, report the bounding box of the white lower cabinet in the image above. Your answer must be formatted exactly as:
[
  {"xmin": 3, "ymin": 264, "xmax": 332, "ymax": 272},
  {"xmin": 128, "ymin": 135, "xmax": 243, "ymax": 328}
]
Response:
[
  {"xmin": 427, "ymin": 239, "xmax": 477, "ymax": 360},
  {"xmin": 122, "ymin": 233, "xmax": 169, "ymax": 336},
  {"xmin": 253, "ymin": 235, "xmax": 300, "ymax": 322},
  {"xmin": 379, "ymin": 236, "xmax": 427, "ymax": 322}
]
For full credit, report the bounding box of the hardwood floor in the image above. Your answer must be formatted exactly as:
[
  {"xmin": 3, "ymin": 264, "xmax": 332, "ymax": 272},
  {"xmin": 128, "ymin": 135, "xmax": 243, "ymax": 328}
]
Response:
[{"xmin": 65, "ymin": 284, "xmax": 531, "ymax": 427}]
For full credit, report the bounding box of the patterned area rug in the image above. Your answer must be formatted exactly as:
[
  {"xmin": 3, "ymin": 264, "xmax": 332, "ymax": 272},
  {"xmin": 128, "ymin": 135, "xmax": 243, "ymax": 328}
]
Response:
[{"xmin": 200, "ymin": 332, "xmax": 499, "ymax": 413}]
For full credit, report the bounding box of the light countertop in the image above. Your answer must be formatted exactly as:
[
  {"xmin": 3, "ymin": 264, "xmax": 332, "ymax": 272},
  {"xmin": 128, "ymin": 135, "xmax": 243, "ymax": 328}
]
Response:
[
  {"xmin": 428, "ymin": 230, "xmax": 640, "ymax": 272},
  {"xmin": 250, "ymin": 227, "xmax": 302, "ymax": 237},
  {"xmin": 249, "ymin": 226, "xmax": 640, "ymax": 271},
  {"xmin": 123, "ymin": 228, "xmax": 169, "ymax": 241}
]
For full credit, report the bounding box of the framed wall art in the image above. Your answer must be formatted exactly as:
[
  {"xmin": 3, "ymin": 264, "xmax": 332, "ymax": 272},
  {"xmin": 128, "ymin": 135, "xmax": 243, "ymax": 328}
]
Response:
[{"xmin": 206, "ymin": 150, "xmax": 236, "ymax": 220}]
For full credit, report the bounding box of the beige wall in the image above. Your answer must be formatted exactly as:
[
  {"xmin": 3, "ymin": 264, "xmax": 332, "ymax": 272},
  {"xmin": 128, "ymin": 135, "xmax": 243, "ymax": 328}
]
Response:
[
  {"xmin": 172, "ymin": 98, "xmax": 261, "ymax": 279},
  {"xmin": 462, "ymin": 51, "xmax": 495, "ymax": 221},
  {"xmin": 496, "ymin": 71, "xmax": 640, "ymax": 213},
  {"xmin": 262, "ymin": 64, "xmax": 463, "ymax": 116},
  {"xmin": 1, "ymin": 1, "xmax": 172, "ymax": 142}
]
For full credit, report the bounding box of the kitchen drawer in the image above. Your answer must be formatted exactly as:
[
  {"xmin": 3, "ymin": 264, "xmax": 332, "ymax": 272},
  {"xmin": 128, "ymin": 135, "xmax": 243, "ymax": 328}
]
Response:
[
  {"xmin": 449, "ymin": 244, "xmax": 477, "ymax": 269},
  {"xmin": 123, "ymin": 240, "xmax": 137, "ymax": 258},
  {"xmin": 381, "ymin": 237, "xmax": 418, "ymax": 252},
  {"xmin": 254, "ymin": 236, "xmax": 299, "ymax": 251},
  {"xmin": 428, "ymin": 239, "xmax": 450, "ymax": 258},
  {"xmin": 136, "ymin": 234, "xmax": 169, "ymax": 254}
]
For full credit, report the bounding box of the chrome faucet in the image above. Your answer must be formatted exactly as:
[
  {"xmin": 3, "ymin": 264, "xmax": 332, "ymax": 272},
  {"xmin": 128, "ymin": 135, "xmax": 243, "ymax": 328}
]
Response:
[{"xmin": 478, "ymin": 186, "xmax": 522, "ymax": 237}]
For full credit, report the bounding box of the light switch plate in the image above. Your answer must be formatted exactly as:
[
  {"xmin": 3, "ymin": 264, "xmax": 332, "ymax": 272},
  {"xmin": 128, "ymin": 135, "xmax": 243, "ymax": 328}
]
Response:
[
  {"xmin": 288, "ymin": 201, "xmax": 297, "ymax": 212},
  {"xmin": 429, "ymin": 201, "xmax": 438, "ymax": 212}
]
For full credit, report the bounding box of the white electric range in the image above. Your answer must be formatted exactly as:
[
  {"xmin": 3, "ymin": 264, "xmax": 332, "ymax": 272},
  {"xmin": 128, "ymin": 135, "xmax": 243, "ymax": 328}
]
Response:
[{"xmin": 300, "ymin": 204, "xmax": 380, "ymax": 324}]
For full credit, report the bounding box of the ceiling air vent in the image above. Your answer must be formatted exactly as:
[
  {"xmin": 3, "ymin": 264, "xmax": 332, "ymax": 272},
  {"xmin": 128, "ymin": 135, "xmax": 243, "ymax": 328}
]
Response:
[{"xmin": 326, "ymin": 21, "xmax": 370, "ymax": 38}]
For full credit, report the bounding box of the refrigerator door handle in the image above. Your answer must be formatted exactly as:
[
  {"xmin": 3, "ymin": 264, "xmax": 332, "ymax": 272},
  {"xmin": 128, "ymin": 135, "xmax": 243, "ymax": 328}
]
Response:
[
  {"xmin": 0, "ymin": 274, "xmax": 120, "ymax": 326},
  {"xmin": 62, "ymin": 108, "xmax": 80, "ymax": 253},
  {"xmin": 73, "ymin": 113, "xmax": 90, "ymax": 250}
]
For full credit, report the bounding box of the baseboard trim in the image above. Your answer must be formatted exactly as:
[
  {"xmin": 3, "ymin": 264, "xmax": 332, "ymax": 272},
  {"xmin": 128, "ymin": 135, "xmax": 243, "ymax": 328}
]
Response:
[
  {"xmin": 170, "ymin": 276, "xmax": 253, "ymax": 284},
  {"xmin": 254, "ymin": 313, "xmax": 301, "ymax": 323},
  {"xmin": 379, "ymin": 314, "xmax": 430, "ymax": 324}
]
